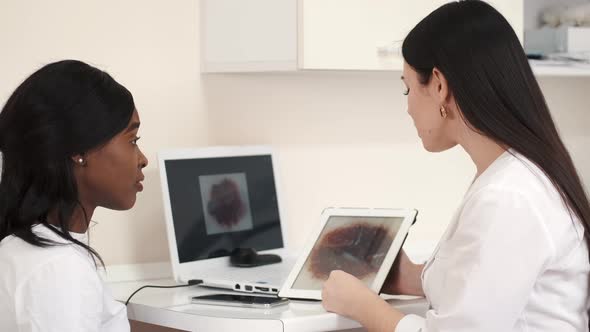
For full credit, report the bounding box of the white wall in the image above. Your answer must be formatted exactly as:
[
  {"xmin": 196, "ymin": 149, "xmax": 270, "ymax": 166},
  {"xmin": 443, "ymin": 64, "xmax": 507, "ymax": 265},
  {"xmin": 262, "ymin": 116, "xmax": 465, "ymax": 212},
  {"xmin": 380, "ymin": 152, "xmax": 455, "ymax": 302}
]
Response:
[
  {"xmin": 0, "ymin": 0, "xmax": 207, "ymax": 265},
  {"xmin": 204, "ymin": 72, "xmax": 590, "ymax": 258},
  {"xmin": 2, "ymin": 0, "xmax": 590, "ymax": 266}
]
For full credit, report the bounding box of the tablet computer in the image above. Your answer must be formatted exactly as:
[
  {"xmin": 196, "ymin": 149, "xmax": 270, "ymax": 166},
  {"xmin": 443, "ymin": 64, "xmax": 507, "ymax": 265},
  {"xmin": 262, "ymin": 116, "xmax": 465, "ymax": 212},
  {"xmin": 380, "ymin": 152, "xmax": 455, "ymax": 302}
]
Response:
[
  {"xmin": 279, "ymin": 207, "xmax": 417, "ymax": 300},
  {"xmin": 191, "ymin": 294, "xmax": 289, "ymax": 309}
]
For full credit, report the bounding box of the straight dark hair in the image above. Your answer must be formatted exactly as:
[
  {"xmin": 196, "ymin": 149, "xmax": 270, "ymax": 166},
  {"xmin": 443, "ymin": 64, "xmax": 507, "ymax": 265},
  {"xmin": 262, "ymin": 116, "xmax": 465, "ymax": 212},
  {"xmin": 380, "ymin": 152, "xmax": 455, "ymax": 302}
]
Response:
[
  {"xmin": 403, "ymin": 0, "xmax": 590, "ymax": 317},
  {"xmin": 0, "ymin": 60, "xmax": 135, "ymax": 266}
]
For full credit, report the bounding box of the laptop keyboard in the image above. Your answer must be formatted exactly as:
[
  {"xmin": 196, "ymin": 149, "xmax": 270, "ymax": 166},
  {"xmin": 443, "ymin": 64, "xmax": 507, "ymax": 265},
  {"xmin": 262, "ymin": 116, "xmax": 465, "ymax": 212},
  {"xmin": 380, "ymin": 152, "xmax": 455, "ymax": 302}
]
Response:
[{"xmin": 193, "ymin": 257, "xmax": 296, "ymax": 286}]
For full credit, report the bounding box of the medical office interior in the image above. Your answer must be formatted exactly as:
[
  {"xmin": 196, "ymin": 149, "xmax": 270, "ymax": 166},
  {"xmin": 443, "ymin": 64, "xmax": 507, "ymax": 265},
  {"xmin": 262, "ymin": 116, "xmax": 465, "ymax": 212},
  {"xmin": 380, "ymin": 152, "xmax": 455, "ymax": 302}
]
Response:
[{"xmin": 2, "ymin": 0, "xmax": 590, "ymax": 331}]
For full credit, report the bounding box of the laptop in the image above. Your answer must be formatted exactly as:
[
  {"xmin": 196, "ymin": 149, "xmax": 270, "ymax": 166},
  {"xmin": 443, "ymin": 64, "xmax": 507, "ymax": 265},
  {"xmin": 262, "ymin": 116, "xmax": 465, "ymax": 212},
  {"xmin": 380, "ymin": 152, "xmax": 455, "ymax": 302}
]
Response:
[{"xmin": 158, "ymin": 145, "xmax": 294, "ymax": 295}]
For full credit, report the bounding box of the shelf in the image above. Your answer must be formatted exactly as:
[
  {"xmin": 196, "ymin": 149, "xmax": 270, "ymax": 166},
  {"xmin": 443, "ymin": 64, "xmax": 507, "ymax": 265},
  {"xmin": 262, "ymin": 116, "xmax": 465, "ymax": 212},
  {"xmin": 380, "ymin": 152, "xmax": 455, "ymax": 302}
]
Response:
[{"xmin": 530, "ymin": 60, "xmax": 590, "ymax": 77}]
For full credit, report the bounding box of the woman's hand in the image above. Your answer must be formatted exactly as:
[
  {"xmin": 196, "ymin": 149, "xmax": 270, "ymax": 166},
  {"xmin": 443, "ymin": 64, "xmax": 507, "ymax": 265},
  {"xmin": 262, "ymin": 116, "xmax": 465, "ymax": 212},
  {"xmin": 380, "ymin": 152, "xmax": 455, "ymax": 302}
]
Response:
[
  {"xmin": 381, "ymin": 250, "xmax": 425, "ymax": 296},
  {"xmin": 322, "ymin": 270, "xmax": 405, "ymax": 331},
  {"xmin": 322, "ymin": 270, "xmax": 376, "ymax": 319}
]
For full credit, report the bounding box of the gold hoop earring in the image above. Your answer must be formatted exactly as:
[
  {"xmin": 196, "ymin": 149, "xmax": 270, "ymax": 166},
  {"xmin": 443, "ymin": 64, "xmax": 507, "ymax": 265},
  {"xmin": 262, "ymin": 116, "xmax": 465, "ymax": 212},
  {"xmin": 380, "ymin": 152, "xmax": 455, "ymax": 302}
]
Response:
[{"xmin": 440, "ymin": 105, "xmax": 448, "ymax": 119}]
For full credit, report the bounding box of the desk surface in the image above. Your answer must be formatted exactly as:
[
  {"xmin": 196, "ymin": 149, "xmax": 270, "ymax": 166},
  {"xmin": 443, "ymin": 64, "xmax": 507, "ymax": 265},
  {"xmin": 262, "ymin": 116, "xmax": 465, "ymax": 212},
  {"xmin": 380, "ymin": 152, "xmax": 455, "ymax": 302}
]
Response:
[{"xmin": 109, "ymin": 279, "xmax": 427, "ymax": 332}]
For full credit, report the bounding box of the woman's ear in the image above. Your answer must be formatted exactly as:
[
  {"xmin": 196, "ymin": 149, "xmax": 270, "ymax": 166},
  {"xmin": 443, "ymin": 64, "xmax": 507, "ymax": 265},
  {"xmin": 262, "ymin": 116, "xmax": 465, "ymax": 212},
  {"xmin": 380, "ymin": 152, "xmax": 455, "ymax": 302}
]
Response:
[{"xmin": 431, "ymin": 67, "xmax": 451, "ymax": 104}]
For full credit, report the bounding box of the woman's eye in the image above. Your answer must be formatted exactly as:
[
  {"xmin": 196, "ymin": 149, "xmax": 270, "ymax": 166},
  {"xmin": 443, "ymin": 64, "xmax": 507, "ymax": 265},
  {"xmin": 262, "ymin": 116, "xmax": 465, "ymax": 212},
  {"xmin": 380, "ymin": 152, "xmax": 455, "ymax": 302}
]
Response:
[
  {"xmin": 403, "ymin": 87, "xmax": 410, "ymax": 96},
  {"xmin": 131, "ymin": 136, "xmax": 141, "ymax": 145}
]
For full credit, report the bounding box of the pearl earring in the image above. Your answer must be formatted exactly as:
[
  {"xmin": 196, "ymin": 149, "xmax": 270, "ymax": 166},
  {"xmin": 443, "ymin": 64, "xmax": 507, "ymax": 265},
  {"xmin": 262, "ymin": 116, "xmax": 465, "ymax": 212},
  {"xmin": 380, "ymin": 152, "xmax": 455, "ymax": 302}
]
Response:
[{"xmin": 78, "ymin": 158, "xmax": 84, "ymax": 164}]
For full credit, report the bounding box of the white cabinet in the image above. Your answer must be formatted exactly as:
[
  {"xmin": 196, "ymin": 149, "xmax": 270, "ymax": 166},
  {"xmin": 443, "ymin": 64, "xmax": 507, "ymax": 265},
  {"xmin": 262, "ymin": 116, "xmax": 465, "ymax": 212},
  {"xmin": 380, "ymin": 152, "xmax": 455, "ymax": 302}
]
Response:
[
  {"xmin": 300, "ymin": 0, "xmax": 445, "ymax": 71},
  {"xmin": 201, "ymin": 0, "xmax": 298, "ymax": 72},
  {"xmin": 201, "ymin": 0, "xmax": 524, "ymax": 72}
]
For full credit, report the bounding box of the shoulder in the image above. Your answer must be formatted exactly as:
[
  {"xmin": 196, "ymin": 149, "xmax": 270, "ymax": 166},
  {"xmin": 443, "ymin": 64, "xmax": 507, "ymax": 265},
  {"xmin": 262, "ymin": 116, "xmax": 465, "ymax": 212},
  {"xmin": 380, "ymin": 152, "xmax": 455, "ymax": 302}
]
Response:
[
  {"xmin": 8, "ymin": 246, "xmax": 107, "ymax": 331},
  {"xmin": 469, "ymin": 152, "xmax": 560, "ymax": 200},
  {"xmin": 13, "ymin": 248, "xmax": 104, "ymax": 318},
  {"xmin": 461, "ymin": 152, "xmax": 584, "ymax": 262},
  {"xmin": 0, "ymin": 232, "xmax": 101, "ymax": 295},
  {"xmin": 24, "ymin": 250, "xmax": 101, "ymax": 289},
  {"xmin": 465, "ymin": 152, "xmax": 576, "ymax": 221}
]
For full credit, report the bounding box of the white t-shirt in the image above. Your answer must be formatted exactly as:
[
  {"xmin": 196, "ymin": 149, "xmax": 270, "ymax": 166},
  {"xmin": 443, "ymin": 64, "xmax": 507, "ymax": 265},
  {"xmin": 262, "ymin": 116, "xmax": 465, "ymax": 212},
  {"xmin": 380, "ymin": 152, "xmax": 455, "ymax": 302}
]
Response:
[
  {"xmin": 0, "ymin": 224, "xmax": 129, "ymax": 332},
  {"xmin": 397, "ymin": 150, "xmax": 590, "ymax": 332}
]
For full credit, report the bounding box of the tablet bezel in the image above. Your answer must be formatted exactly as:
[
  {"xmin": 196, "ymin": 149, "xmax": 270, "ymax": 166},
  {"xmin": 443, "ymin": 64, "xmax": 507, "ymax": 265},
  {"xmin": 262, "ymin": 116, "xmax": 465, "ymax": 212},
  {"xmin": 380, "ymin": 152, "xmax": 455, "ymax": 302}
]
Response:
[{"xmin": 278, "ymin": 207, "xmax": 417, "ymax": 300}]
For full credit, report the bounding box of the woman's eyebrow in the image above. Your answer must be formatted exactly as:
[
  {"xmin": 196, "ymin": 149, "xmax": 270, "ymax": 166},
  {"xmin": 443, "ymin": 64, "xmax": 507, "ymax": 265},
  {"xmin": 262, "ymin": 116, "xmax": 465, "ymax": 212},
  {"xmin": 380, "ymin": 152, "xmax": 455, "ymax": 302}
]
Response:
[{"xmin": 125, "ymin": 122, "xmax": 140, "ymax": 132}]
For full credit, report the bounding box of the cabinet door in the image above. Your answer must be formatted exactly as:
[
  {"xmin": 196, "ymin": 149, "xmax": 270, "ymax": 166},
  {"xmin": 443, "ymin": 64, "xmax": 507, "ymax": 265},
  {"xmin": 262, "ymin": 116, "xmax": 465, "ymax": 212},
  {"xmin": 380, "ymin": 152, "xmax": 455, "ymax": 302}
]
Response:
[
  {"xmin": 201, "ymin": 0, "xmax": 524, "ymax": 72},
  {"xmin": 201, "ymin": 0, "xmax": 297, "ymax": 72},
  {"xmin": 299, "ymin": 0, "xmax": 523, "ymax": 71}
]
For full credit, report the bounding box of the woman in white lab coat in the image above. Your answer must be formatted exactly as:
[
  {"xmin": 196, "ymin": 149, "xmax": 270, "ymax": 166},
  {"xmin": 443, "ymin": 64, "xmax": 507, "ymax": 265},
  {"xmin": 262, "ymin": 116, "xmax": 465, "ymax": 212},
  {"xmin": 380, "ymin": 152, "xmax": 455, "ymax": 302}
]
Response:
[
  {"xmin": 322, "ymin": 1, "xmax": 590, "ymax": 331},
  {"xmin": 0, "ymin": 60, "xmax": 148, "ymax": 331}
]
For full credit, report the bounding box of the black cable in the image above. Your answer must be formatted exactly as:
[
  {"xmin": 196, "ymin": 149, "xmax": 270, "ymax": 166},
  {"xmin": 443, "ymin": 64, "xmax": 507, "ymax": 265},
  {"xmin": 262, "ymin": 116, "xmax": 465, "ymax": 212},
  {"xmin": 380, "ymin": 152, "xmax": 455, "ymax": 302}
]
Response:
[{"xmin": 125, "ymin": 279, "xmax": 203, "ymax": 306}]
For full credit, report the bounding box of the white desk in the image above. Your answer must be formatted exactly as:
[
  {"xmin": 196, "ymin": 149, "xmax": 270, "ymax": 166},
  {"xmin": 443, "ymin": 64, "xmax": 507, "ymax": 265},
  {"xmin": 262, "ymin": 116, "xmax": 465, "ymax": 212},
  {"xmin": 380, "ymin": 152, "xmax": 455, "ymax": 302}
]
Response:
[{"xmin": 109, "ymin": 279, "xmax": 427, "ymax": 332}]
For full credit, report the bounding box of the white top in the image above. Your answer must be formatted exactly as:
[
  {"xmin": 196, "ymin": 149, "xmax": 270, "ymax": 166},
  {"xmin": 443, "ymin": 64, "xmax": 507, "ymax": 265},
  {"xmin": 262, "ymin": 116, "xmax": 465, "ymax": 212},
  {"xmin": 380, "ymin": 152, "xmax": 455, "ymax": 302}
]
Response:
[
  {"xmin": 0, "ymin": 224, "xmax": 129, "ymax": 332},
  {"xmin": 397, "ymin": 150, "xmax": 590, "ymax": 332}
]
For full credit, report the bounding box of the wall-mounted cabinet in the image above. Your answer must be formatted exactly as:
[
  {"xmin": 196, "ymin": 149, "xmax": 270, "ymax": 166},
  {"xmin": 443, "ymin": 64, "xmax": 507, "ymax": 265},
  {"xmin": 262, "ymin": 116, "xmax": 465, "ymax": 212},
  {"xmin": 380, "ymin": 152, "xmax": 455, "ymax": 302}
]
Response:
[{"xmin": 201, "ymin": 0, "xmax": 524, "ymax": 72}]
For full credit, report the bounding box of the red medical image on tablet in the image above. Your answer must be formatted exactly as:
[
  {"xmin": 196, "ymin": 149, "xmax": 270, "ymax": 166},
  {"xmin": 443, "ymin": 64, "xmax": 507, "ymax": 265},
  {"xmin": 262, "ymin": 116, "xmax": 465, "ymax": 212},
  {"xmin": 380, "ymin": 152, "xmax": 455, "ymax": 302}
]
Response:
[
  {"xmin": 290, "ymin": 215, "xmax": 404, "ymax": 291},
  {"xmin": 308, "ymin": 222, "xmax": 393, "ymax": 280}
]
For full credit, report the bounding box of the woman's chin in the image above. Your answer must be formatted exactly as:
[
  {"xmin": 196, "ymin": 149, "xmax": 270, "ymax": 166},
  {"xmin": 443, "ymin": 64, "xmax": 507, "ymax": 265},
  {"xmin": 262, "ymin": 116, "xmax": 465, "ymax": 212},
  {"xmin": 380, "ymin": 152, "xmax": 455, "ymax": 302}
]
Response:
[{"xmin": 107, "ymin": 196, "xmax": 137, "ymax": 211}]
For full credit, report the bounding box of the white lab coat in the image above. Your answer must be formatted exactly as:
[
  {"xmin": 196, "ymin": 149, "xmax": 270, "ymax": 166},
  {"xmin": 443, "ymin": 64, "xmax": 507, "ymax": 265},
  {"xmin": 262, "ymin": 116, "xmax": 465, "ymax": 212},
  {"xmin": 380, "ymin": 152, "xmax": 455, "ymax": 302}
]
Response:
[
  {"xmin": 0, "ymin": 224, "xmax": 129, "ymax": 332},
  {"xmin": 396, "ymin": 150, "xmax": 590, "ymax": 332}
]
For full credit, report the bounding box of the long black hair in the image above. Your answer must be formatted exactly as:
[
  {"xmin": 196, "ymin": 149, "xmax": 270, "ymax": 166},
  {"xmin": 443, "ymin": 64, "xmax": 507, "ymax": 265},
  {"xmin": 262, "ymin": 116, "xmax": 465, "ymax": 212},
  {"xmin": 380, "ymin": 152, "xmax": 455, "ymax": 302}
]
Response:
[
  {"xmin": 0, "ymin": 60, "xmax": 135, "ymax": 266},
  {"xmin": 403, "ymin": 0, "xmax": 590, "ymax": 305}
]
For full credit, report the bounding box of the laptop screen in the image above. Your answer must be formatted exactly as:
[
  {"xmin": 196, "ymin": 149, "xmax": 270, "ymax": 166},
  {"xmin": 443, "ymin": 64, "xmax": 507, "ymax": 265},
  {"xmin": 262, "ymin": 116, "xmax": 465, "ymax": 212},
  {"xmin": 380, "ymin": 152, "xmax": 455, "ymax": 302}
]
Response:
[{"xmin": 163, "ymin": 153, "xmax": 284, "ymax": 263}]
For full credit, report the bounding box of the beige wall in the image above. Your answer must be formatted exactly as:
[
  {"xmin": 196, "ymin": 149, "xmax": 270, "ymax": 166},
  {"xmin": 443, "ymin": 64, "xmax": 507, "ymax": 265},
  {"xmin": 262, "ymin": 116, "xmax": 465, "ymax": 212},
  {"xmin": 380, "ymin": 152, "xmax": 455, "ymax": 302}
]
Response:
[
  {"xmin": 0, "ymin": 0, "xmax": 207, "ymax": 265},
  {"xmin": 2, "ymin": 1, "xmax": 590, "ymax": 265},
  {"xmin": 204, "ymin": 73, "xmax": 590, "ymax": 257}
]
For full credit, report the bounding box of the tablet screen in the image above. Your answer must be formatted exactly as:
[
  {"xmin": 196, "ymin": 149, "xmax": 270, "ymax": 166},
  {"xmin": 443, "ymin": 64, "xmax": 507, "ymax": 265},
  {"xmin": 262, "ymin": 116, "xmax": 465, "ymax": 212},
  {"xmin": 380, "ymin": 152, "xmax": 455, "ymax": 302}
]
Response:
[{"xmin": 292, "ymin": 216, "xmax": 403, "ymax": 290}]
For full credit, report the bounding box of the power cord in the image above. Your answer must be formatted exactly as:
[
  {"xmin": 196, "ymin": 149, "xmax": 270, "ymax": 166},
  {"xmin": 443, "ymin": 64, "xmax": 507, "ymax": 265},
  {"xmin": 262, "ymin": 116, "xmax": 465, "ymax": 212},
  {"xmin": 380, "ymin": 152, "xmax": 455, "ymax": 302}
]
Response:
[{"xmin": 125, "ymin": 279, "xmax": 203, "ymax": 306}]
